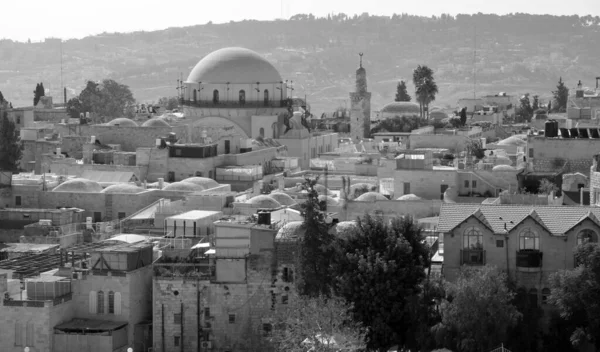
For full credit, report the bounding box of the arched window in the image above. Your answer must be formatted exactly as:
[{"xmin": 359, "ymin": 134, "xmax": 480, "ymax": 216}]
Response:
[
  {"xmin": 108, "ymin": 291, "xmax": 115, "ymax": 314},
  {"xmin": 463, "ymin": 227, "xmax": 483, "ymax": 250},
  {"xmin": 213, "ymin": 89, "xmax": 219, "ymax": 104},
  {"xmin": 239, "ymin": 90, "xmax": 246, "ymax": 104},
  {"xmin": 519, "ymin": 228, "xmax": 539, "ymax": 250},
  {"xmin": 193, "ymin": 89, "xmax": 197, "ymax": 103},
  {"xmin": 542, "ymin": 288, "xmax": 551, "ymax": 305},
  {"xmin": 577, "ymin": 229, "xmax": 598, "ymax": 245},
  {"xmin": 259, "ymin": 127, "xmax": 265, "ymax": 137},
  {"xmin": 88, "ymin": 291, "xmax": 97, "ymax": 314},
  {"xmin": 264, "ymin": 89, "xmax": 269, "ymax": 106},
  {"xmin": 114, "ymin": 292, "xmax": 122, "ymax": 315},
  {"xmin": 97, "ymin": 291, "xmax": 105, "ymax": 314}
]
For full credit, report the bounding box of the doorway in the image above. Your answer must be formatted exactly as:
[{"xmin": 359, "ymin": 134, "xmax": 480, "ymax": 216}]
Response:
[{"xmin": 224, "ymin": 140, "xmax": 230, "ymax": 154}]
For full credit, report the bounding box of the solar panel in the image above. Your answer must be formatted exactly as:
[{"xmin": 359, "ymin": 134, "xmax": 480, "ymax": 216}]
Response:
[
  {"xmin": 570, "ymin": 128, "xmax": 579, "ymax": 138},
  {"xmin": 560, "ymin": 128, "xmax": 570, "ymax": 138},
  {"xmin": 579, "ymin": 128, "xmax": 589, "ymax": 138},
  {"xmin": 591, "ymin": 129, "xmax": 600, "ymax": 139}
]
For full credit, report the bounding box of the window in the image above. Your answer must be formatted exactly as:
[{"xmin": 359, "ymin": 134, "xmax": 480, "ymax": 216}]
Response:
[
  {"xmin": 97, "ymin": 291, "xmax": 105, "ymax": 314},
  {"xmin": 118, "ymin": 212, "xmax": 126, "ymax": 220},
  {"xmin": 282, "ymin": 267, "xmax": 294, "ymax": 283},
  {"xmin": 15, "ymin": 196, "xmax": 21, "ymax": 206},
  {"xmin": 577, "ymin": 229, "xmax": 598, "ymax": 245},
  {"xmin": 89, "ymin": 291, "xmax": 97, "ymax": 314},
  {"xmin": 108, "ymin": 291, "xmax": 115, "ymax": 314},
  {"xmin": 16, "ymin": 116, "xmax": 21, "ymax": 124},
  {"xmin": 578, "ymin": 183, "xmax": 585, "ymax": 189},
  {"xmin": 472, "ymin": 180, "xmax": 477, "ymax": 188},
  {"xmin": 403, "ymin": 182, "xmax": 410, "ymax": 195},
  {"xmin": 204, "ymin": 307, "xmax": 211, "ymax": 319},
  {"xmin": 213, "ymin": 89, "xmax": 219, "ymax": 104},
  {"xmin": 26, "ymin": 322, "xmax": 34, "ymax": 347},
  {"xmin": 542, "ymin": 288, "xmax": 551, "ymax": 304},
  {"xmin": 528, "ymin": 148, "xmax": 534, "ymax": 158},
  {"xmin": 93, "ymin": 212, "xmax": 102, "ymax": 223},
  {"xmin": 496, "ymin": 240, "xmax": 504, "ymax": 248},
  {"xmin": 259, "ymin": 127, "xmax": 265, "ymax": 137},
  {"xmin": 174, "ymin": 313, "xmax": 182, "ymax": 325},
  {"xmin": 263, "ymin": 323, "xmax": 272, "ymax": 336},
  {"xmin": 519, "ymin": 228, "xmax": 539, "ymax": 250},
  {"xmin": 239, "ymin": 90, "xmax": 246, "ymax": 104},
  {"xmin": 193, "ymin": 89, "xmax": 197, "ymax": 102},
  {"xmin": 464, "ymin": 180, "xmax": 469, "ymax": 188},
  {"xmin": 463, "ymin": 227, "xmax": 483, "ymax": 250},
  {"xmin": 228, "ymin": 314, "xmax": 236, "ymax": 324},
  {"xmin": 264, "ymin": 89, "xmax": 269, "ymax": 106},
  {"xmin": 281, "ymin": 295, "xmax": 288, "ymax": 304},
  {"xmin": 174, "ymin": 336, "xmax": 181, "ymax": 347}
]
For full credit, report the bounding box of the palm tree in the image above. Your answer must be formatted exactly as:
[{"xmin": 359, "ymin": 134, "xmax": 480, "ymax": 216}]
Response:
[{"xmin": 412, "ymin": 65, "xmax": 439, "ymax": 119}]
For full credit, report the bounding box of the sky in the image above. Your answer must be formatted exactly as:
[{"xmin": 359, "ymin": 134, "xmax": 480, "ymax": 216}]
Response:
[{"xmin": 2, "ymin": 0, "xmax": 600, "ymax": 42}]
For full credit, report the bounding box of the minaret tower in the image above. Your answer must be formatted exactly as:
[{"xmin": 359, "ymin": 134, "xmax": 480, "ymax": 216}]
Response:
[{"xmin": 349, "ymin": 53, "xmax": 372, "ymax": 141}]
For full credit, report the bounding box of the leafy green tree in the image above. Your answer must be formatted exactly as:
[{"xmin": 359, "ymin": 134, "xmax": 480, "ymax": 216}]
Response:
[
  {"xmin": 395, "ymin": 80, "xmax": 411, "ymax": 102},
  {"xmin": 371, "ymin": 115, "xmax": 426, "ymax": 134},
  {"xmin": 0, "ymin": 111, "xmax": 22, "ymax": 171},
  {"xmin": 552, "ymin": 77, "xmax": 569, "ymax": 112},
  {"xmin": 548, "ymin": 243, "xmax": 600, "ymax": 350},
  {"xmin": 466, "ymin": 138, "xmax": 485, "ymax": 159},
  {"xmin": 412, "ymin": 65, "xmax": 438, "ymax": 119},
  {"xmin": 33, "ymin": 82, "xmax": 45, "ymax": 106},
  {"xmin": 158, "ymin": 96, "xmax": 179, "ymax": 110},
  {"xmin": 404, "ymin": 277, "xmax": 445, "ymax": 352},
  {"xmin": 267, "ymin": 293, "xmax": 366, "ymax": 352},
  {"xmin": 332, "ymin": 214, "xmax": 430, "ymax": 351},
  {"xmin": 518, "ymin": 93, "xmax": 533, "ymax": 122},
  {"xmin": 459, "ymin": 107, "xmax": 467, "ymax": 126},
  {"xmin": 298, "ymin": 176, "xmax": 333, "ymax": 297},
  {"xmin": 532, "ymin": 95, "xmax": 539, "ymax": 112},
  {"xmin": 66, "ymin": 97, "xmax": 83, "ymax": 119},
  {"xmin": 538, "ymin": 178, "xmax": 558, "ymax": 195},
  {"xmin": 440, "ymin": 266, "xmax": 521, "ymax": 352},
  {"xmin": 78, "ymin": 79, "xmax": 136, "ymax": 122}
]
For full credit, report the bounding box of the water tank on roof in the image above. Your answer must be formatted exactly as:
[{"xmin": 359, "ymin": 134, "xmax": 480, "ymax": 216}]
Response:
[{"xmin": 545, "ymin": 120, "xmax": 557, "ymax": 137}]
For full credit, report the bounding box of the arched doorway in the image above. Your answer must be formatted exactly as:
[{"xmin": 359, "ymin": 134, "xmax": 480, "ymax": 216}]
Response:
[
  {"xmin": 213, "ymin": 90, "xmax": 219, "ymax": 104},
  {"xmin": 193, "ymin": 89, "xmax": 197, "ymax": 103},
  {"xmin": 239, "ymin": 90, "xmax": 246, "ymax": 105},
  {"xmin": 259, "ymin": 127, "xmax": 265, "ymax": 137},
  {"xmin": 264, "ymin": 89, "xmax": 269, "ymax": 106}
]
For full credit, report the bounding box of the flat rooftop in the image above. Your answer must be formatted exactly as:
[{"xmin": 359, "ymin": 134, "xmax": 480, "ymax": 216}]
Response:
[
  {"xmin": 0, "ymin": 253, "xmax": 84, "ymax": 279},
  {"xmin": 167, "ymin": 210, "xmax": 222, "ymax": 220}
]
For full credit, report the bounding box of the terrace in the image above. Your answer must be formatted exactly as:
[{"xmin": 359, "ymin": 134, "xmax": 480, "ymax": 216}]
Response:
[{"xmin": 153, "ymin": 255, "xmax": 214, "ymax": 280}]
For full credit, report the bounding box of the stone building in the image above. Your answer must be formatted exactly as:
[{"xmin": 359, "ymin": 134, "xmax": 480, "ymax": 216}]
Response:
[
  {"xmin": 438, "ymin": 203, "xmax": 600, "ymax": 304},
  {"xmin": 349, "ymin": 53, "xmax": 372, "ymax": 141}
]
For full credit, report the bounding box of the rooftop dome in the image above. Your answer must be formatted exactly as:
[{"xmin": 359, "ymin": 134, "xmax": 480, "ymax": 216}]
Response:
[
  {"xmin": 276, "ymin": 221, "xmax": 305, "ymax": 241},
  {"xmin": 397, "ymin": 194, "xmax": 422, "ymax": 201},
  {"xmin": 493, "ymin": 165, "xmax": 516, "ymax": 171},
  {"xmin": 141, "ymin": 118, "xmax": 170, "ymax": 127},
  {"xmin": 318, "ymin": 195, "xmax": 339, "ymax": 206},
  {"xmin": 187, "ymin": 47, "xmax": 283, "ymax": 84},
  {"xmin": 354, "ymin": 192, "xmax": 387, "ymax": 202},
  {"xmin": 313, "ymin": 184, "xmax": 333, "ymax": 196},
  {"xmin": 269, "ymin": 192, "xmax": 297, "ymax": 206},
  {"xmin": 246, "ymin": 195, "xmax": 282, "ymax": 208},
  {"xmin": 101, "ymin": 183, "xmax": 145, "ymax": 194},
  {"xmin": 497, "ymin": 135, "xmax": 527, "ymax": 146},
  {"xmin": 380, "ymin": 102, "xmax": 421, "ymax": 115},
  {"xmin": 162, "ymin": 181, "xmax": 205, "ymax": 192},
  {"xmin": 329, "ymin": 221, "xmax": 358, "ymax": 237},
  {"xmin": 53, "ymin": 178, "xmax": 103, "ymax": 193},
  {"xmin": 182, "ymin": 177, "xmax": 219, "ymax": 189},
  {"xmin": 106, "ymin": 118, "xmax": 138, "ymax": 127},
  {"xmin": 443, "ymin": 187, "xmax": 458, "ymax": 204}
]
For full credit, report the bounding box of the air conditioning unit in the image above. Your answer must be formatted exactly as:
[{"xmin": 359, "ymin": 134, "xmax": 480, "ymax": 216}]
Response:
[{"xmin": 200, "ymin": 341, "xmax": 212, "ymax": 349}]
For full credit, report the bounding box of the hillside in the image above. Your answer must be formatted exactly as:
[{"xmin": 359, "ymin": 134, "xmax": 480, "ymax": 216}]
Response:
[{"xmin": 1, "ymin": 13, "xmax": 600, "ymax": 114}]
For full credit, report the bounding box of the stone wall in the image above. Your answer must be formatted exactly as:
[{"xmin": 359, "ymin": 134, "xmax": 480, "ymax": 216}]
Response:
[
  {"xmin": 409, "ymin": 133, "xmax": 471, "ymax": 152},
  {"xmin": 394, "ymin": 169, "xmax": 459, "ymax": 200},
  {"xmin": 340, "ymin": 199, "xmax": 443, "ymax": 221}
]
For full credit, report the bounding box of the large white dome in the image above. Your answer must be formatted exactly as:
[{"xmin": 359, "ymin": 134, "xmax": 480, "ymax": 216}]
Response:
[{"xmin": 186, "ymin": 47, "xmax": 283, "ymax": 84}]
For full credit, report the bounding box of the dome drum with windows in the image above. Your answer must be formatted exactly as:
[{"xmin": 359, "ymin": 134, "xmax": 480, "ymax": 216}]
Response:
[{"xmin": 182, "ymin": 47, "xmax": 289, "ymax": 109}]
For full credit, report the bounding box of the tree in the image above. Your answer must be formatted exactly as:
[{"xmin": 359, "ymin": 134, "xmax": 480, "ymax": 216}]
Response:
[
  {"xmin": 158, "ymin": 96, "xmax": 179, "ymax": 111},
  {"xmin": 518, "ymin": 93, "xmax": 533, "ymax": 122},
  {"xmin": 466, "ymin": 138, "xmax": 485, "ymax": 159},
  {"xmin": 297, "ymin": 176, "xmax": 333, "ymax": 297},
  {"xmin": 0, "ymin": 111, "xmax": 22, "ymax": 171},
  {"xmin": 78, "ymin": 79, "xmax": 136, "ymax": 122},
  {"xmin": 440, "ymin": 266, "xmax": 521, "ymax": 352},
  {"xmin": 395, "ymin": 80, "xmax": 411, "ymax": 102},
  {"xmin": 66, "ymin": 97, "xmax": 83, "ymax": 119},
  {"xmin": 0, "ymin": 90, "xmax": 4, "ymax": 104},
  {"xmin": 532, "ymin": 95, "xmax": 539, "ymax": 112},
  {"xmin": 538, "ymin": 178, "xmax": 558, "ymax": 195},
  {"xmin": 552, "ymin": 77, "xmax": 569, "ymax": 112},
  {"xmin": 332, "ymin": 214, "xmax": 430, "ymax": 350},
  {"xmin": 371, "ymin": 115, "xmax": 426, "ymax": 134},
  {"xmin": 267, "ymin": 293, "xmax": 366, "ymax": 352},
  {"xmin": 459, "ymin": 107, "xmax": 467, "ymax": 126},
  {"xmin": 33, "ymin": 82, "xmax": 45, "ymax": 106},
  {"xmin": 548, "ymin": 243, "xmax": 600, "ymax": 350},
  {"xmin": 412, "ymin": 65, "xmax": 438, "ymax": 119}
]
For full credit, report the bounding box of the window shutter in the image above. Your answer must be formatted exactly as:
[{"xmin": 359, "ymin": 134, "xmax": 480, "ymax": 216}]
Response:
[
  {"xmin": 114, "ymin": 292, "xmax": 122, "ymax": 315},
  {"xmin": 89, "ymin": 291, "xmax": 97, "ymax": 314},
  {"xmin": 26, "ymin": 322, "xmax": 34, "ymax": 346}
]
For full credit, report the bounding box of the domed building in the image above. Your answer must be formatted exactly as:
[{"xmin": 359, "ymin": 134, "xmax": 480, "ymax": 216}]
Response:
[
  {"xmin": 162, "ymin": 182, "xmax": 205, "ymax": 192},
  {"xmin": 141, "ymin": 118, "xmax": 170, "ymax": 127},
  {"xmin": 246, "ymin": 195, "xmax": 282, "ymax": 209},
  {"xmin": 318, "ymin": 195, "xmax": 339, "ymax": 206},
  {"xmin": 276, "ymin": 221, "xmax": 305, "ymax": 241},
  {"xmin": 269, "ymin": 192, "xmax": 297, "ymax": 206},
  {"xmin": 101, "ymin": 184, "xmax": 145, "ymax": 194},
  {"xmin": 380, "ymin": 102, "xmax": 421, "ymax": 119},
  {"xmin": 354, "ymin": 192, "xmax": 388, "ymax": 202},
  {"xmin": 105, "ymin": 118, "xmax": 138, "ymax": 127},
  {"xmin": 181, "ymin": 177, "xmax": 219, "ymax": 189},
  {"xmin": 397, "ymin": 194, "xmax": 422, "ymax": 201},
  {"xmin": 53, "ymin": 178, "xmax": 103, "ymax": 193},
  {"xmin": 429, "ymin": 110, "xmax": 449, "ymax": 120}
]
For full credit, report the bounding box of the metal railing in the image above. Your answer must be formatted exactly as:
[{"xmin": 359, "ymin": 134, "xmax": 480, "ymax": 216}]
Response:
[
  {"xmin": 3, "ymin": 292, "xmax": 73, "ymax": 308},
  {"xmin": 182, "ymin": 99, "xmax": 287, "ymax": 109},
  {"xmin": 460, "ymin": 249, "xmax": 486, "ymax": 265},
  {"xmin": 516, "ymin": 250, "xmax": 543, "ymax": 267}
]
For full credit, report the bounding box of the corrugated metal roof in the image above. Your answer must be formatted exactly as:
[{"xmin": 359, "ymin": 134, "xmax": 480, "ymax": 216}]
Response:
[
  {"xmin": 81, "ymin": 170, "xmax": 135, "ymax": 184},
  {"xmin": 438, "ymin": 203, "xmax": 600, "ymax": 235}
]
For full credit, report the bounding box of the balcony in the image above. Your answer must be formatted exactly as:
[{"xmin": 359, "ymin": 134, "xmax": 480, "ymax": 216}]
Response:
[
  {"xmin": 460, "ymin": 249, "xmax": 486, "ymax": 265},
  {"xmin": 516, "ymin": 250, "xmax": 543, "ymax": 272},
  {"xmin": 3, "ymin": 292, "xmax": 73, "ymax": 308},
  {"xmin": 182, "ymin": 99, "xmax": 287, "ymax": 109},
  {"xmin": 153, "ymin": 257, "xmax": 214, "ymax": 280}
]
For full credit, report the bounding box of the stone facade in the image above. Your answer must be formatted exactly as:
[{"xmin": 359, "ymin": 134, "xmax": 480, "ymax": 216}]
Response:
[{"xmin": 349, "ymin": 56, "xmax": 371, "ymax": 141}]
